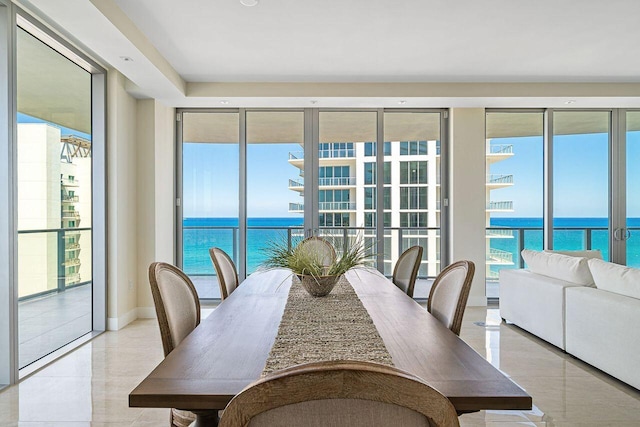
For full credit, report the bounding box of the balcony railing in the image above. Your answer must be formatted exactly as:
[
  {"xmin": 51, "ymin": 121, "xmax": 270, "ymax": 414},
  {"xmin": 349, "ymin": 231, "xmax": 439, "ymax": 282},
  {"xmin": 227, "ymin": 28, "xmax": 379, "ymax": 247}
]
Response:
[
  {"xmin": 486, "ymin": 174, "xmax": 514, "ymax": 184},
  {"xmin": 319, "ymin": 177, "xmax": 356, "ymax": 186},
  {"xmin": 289, "ymin": 202, "xmax": 304, "ymax": 212},
  {"xmin": 319, "ymin": 202, "xmax": 356, "ymax": 211},
  {"xmin": 486, "ymin": 201, "xmax": 513, "ymax": 211},
  {"xmin": 319, "ymin": 148, "xmax": 355, "ymax": 159},
  {"xmin": 61, "ymin": 195, "xmax": 79, "ymax": 203},
  {"xmin": 61, "ymin": 178, "xmax": 79, "ymax": 187},
  {"xmin": 17, "ymin": 227, "xmax": 91, "ymax": 299},
  {"xmin": 288, "ymin": 179, "xmax": 304, "ymax": 188},
  {"xmin": 487, "ymin": 248, "xmax": 513, "ymax": 264},
  {"xmin": 289, "ymin": 151, "xmax": 303, "ymax": 160},
  {"xmin": 62, "ymin": 211, "xmax": 81, "ymax": 220},
  {"xmin": 487, "ymin": 144, "xmax": 513, "ymax": 155},
  {"xmin": 182, "ymin": 224, "xmax": 441, "ymax": 280}
]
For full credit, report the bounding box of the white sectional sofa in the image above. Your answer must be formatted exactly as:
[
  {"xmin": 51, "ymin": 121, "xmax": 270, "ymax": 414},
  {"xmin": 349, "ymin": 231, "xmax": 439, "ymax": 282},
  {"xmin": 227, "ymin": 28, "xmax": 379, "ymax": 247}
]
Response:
[{"xmin": 500, "ymin": 250, "xmax": 640, "ymax": 390}]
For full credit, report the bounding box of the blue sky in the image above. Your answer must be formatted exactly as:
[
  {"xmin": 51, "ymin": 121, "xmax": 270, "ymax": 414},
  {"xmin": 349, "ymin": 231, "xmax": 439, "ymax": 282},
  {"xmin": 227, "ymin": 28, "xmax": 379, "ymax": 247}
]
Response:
[
  {"xmin": 183, "ymin": 142, "xmax": 302, "ymax": 218},
  {"xmin": 17, "ymin": 113, "xmax": 91, "ymax": 139}
]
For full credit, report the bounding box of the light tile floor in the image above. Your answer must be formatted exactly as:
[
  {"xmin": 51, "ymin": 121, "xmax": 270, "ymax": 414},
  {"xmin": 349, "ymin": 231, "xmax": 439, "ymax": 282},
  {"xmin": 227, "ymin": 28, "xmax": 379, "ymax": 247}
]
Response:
[{"xmin": 1, "ymin": 306, "xmax": 639, "ymax": 426}]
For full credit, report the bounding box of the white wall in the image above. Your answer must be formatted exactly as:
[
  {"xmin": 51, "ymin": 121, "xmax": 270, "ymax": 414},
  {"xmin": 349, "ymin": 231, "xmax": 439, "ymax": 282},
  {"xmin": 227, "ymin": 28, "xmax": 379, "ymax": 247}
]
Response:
[
  {"xmin": 135, "ymin": 99, "xmax": 174, "ymax": 317},
  {"xmin": 106, "ymin": 70, "xmax": 138, "ymax": 330},
  {"xmin": 449, "ymin": 108, "xmax": 487, "ymax": 306}
]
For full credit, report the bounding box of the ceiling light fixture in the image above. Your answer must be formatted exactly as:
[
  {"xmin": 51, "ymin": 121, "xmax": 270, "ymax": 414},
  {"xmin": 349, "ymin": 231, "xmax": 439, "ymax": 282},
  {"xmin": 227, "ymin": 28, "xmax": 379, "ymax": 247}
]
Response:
[
  {"xmin": 220, "ymin": 100, "xmax": 230, "ymax": 105},
  {"xmin": 240, "ymin": 0, "xmax": 259, "ymax": 6},
  {"xmin": 565, "ymin": 100, "xmax": 576, "ymax": 105},
  {"xmin": 120, "ymin": 56, "xmax": 133, "ymax": 62},
  {"xmin": 310, "ymin": 100, "xmax": 318, "ymax": 104},
  {"xmin": 398, "ymin": 100, "xmax": 407, "ymax": 105}
]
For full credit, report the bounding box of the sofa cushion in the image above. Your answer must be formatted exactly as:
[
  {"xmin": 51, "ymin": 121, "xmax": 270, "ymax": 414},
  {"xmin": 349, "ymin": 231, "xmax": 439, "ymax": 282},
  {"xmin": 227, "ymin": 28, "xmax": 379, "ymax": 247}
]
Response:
[
  {"xmin": 587, "ymin": 258, "xmax": 640, "ymax": 299},
  {"xmin": 521, "ymin": 249, "xmax": 594, "ymax": 286},
  {"xmin": 544, "ymin": 249, "xmax": 603, "ymax": 260}
]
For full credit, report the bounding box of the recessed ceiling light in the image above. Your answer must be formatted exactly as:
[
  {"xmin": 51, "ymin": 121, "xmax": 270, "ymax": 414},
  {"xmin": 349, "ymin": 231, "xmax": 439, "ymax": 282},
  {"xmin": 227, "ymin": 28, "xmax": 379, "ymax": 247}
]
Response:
[
  {"xmin": 398, "ymin": 100, "xmax": 407, "ymax": 105},
  {"xmin": 565, "ymin": 100, "xmax": 576, "ymax": 105},
  {"xmin": 310, "ymin": 100, "xmax": 318, "ymax": 104},
  {"xmin": 220, "ymin": 100, "xmax": 229, "ymax": 105},
  {"xmin": 120, "ymin": 56, "xmax": 133, "ymax": 62},
  {"xmin": 240, "ymin": 0, "xmax": 259, "ymax": 6}
]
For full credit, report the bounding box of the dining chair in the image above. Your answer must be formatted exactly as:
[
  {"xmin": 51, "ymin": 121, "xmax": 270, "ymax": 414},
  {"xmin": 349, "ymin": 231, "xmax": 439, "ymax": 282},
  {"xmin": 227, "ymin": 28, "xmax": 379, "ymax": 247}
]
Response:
[
  {"xmin": 427, "ymin": 260, "xmax": 475, "ymax": 336},
  {"xmin": 392, "ymin": 245, "xmax": 424, "ymax": 298},
  {"xmin": 148, "ymin": 262, "xmax": 200, "ymax": 427},
  {"xmin": 209, "ymin": 247, "xmax": 240, "ymax": 300},
  {"xmin": 296, "ymin": 236, "xmax": 337, "ymax": 267},
  {"xmin": 218, "ymin": 360, "xmax": 459, "ymax": 427}
]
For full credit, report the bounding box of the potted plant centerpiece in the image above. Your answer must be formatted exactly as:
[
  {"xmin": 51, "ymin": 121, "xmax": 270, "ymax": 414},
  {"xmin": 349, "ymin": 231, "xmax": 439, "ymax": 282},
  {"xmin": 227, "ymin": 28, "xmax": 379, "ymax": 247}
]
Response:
[{"xmin": 262, "ymin": 235, "xmax": 371, "ymax": 297}]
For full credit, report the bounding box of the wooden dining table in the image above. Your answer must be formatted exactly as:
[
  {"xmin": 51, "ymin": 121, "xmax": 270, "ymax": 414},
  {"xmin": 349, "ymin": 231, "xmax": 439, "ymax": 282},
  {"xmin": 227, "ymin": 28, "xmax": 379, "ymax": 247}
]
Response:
[{"xmin": 130, "ymin": 268, "xmax": 531, "ymax": 426}]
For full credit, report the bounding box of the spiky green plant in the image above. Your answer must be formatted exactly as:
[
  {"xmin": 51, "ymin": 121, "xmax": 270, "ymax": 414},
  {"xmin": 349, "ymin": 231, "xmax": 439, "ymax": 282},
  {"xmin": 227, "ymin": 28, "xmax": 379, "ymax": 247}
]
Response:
[{"xmin": 262, "ymin": 233, "xmax": 373, "ymax": 279}]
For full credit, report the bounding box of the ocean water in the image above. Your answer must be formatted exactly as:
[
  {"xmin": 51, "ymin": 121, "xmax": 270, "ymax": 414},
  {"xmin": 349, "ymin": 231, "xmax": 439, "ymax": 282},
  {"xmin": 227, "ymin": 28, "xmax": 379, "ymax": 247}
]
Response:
[{"xmin": 183, "ymin": 217, "xmax": 640, "ymax": 277}]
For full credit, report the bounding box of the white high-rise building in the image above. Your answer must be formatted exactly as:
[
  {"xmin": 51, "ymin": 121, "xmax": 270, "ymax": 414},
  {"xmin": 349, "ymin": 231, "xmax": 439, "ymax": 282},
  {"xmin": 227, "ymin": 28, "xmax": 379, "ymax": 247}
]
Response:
[{"xmin": 17, "ymin": 123, "xmax": 91, "ymax": 299}]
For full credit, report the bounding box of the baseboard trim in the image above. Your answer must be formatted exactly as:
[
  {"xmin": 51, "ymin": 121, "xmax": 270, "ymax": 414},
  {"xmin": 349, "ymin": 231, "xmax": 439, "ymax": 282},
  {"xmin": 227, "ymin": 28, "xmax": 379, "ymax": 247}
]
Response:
[{"xmin": 107, "ymin": 306, "xmax": 156, "ymax": 331}]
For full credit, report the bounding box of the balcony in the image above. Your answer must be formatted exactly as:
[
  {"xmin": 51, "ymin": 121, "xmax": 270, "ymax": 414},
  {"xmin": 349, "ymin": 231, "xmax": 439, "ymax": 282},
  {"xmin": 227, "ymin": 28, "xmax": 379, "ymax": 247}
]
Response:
[
  {"xmin": 65, "ymin": 243, "xmax": 81, "ymax": 252},
  {"xmin": 61, "ymin": 178, "xmax": 79, "ymax": 187},
  {"xmin": 64, "ymin": 273, "xmax": 81, "ymax": 285},
  {"xmin": 486, "ymin": 229, "xmax": 514, "ymax": 239},
  {"xmin": 486, "ymin": 201, "xmax": 514, "ymax": 212},
  {"xmin": 288, "ymin": 179, "xmax": 304, "ymax": 192},
  {"xmin": 319, "ymin": 201, "xmax": 356, "ymax": 211},
  {"xmin": 486, "ymin": 174, "xmax": 514, "ymax": 188},
  {"xmin": 61, "ymin": 195, "xmax": 79, "ymax": 203},
  {"xmin": 319, "ymin": 148, "xmax": 355, "ymax": 159},
  {"xmin": 486, "ymin": 144, "xmax": 514, "ymax": 163},
  {"xmin": 62, "ymin": 259, "xmax": 81, "ymax": 268},
  {"xmin": 289, "ymin": 202, "xmax": 304, "ymax": 212},
  {"xmin": 62, "ymin": 211, "xmax": 81, "ymax": 220},
  {"xmin": 318, "ymin": 177, "xmax": 356, "ymax": 187},
  {"xmin": 486, "ymin": 248, "xmax": 513, "ymax": 265}
]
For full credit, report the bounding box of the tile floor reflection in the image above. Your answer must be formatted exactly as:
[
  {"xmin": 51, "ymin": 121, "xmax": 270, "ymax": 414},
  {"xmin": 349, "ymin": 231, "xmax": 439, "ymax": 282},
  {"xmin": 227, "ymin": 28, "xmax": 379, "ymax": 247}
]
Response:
[{"xmin": 0, "ymin": 307, "xmax": 639, "ymax": 426}]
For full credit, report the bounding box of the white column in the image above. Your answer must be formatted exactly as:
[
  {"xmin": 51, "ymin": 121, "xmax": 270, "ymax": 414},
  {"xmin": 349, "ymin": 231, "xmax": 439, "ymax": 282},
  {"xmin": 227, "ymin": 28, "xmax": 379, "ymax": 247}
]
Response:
[{"xmin": 449, "ymin": 108, "xmax": 487, "ymax": 307}]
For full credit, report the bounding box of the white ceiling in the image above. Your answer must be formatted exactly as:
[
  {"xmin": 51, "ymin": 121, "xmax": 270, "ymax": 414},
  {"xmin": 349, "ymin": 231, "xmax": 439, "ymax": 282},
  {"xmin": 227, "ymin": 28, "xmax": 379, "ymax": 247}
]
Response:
[{"xmin": 19, "ymin": 0, "xmax": 640, "ymax": 107}]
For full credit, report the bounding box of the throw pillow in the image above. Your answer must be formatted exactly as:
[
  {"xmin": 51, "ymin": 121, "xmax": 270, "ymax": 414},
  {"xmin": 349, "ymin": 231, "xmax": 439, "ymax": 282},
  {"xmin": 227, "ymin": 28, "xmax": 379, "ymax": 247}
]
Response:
[
  {"xmin": 544, "ymin": 249, "xmax": 603, "ymax": 260},
  {"xmin": 521, "ymin": 249, "xmax": 595, "ymax": 286},
  {"xmin": 587, "ymin": 258, "xmax": 640, "ymax": 299}
]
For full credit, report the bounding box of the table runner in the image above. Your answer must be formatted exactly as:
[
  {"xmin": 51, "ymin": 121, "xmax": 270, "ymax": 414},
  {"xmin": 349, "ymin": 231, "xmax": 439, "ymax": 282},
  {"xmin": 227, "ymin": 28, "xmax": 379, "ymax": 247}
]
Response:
[{"xmin": 261, "ymin": 274, "xmax": 394, "ymax": 376}]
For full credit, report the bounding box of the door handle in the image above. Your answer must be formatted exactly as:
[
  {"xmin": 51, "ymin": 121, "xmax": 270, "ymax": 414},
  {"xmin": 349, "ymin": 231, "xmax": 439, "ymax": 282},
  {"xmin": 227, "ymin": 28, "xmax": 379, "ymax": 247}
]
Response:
[
  {"xmin": 625, "ymin": 229, "xmax": 632, "ymax": 241},
  {"xmin": 614, "ymin": 228, "xmax": 622, "ymax": 241}
]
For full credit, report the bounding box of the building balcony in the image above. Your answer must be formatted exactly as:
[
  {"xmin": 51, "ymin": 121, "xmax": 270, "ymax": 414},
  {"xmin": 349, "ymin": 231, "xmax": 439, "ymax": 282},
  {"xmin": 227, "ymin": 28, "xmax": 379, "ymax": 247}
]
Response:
[
  {"xmin": 319, "ymin": 148, "xmax": 355, "ymax": 159},
  {"xmin": 486, "ymin": 248, "xmax": 514, "ymax": 265},
  {"xmin": 486, "ymin": 229, "xmax": 514, "ymax": 239},
  {"xmin": 486, "ymin": 201, "xmax": 514, "ymax": 212},
  {"xmin": 65, "ymin": 273, "xmax": 81, "ymax": 285},
  {"xmin": 61, "ymin": 178, "xmax": 79, "ymax": 187},
  {"xmin": 61, "ymin": 195, "xmax": 79, "ymax": 203},
  {"xmin": 486, "ymin": 144, "xmax": 514, "ymax": 163},
  {"xmin": 65, "ymin": 243, "xmax": 81, "ymax": 252},
  {"xmin": 62, "ymin": 211, "xmax": 81, "ymax": 220},
  {"xmin": 319, "ymin": 201, "xmax": 356, "ymax": 211},
  {"xmin": 62, "ymin": 259, "xmax": 81, "ymax": 268},
  {"xmin": 486, "ymin": 174, "xmax": 514, "ymax": 188},
  {"xmin": 289, "ymin": 202, "xmax": 304, "ymax": 213},
  {"xmin": 318, "ymin": 177, "xmax": 356, "ymax": 187},
  {"xmin": 288, "ymin": 179, "xmax": 304, "ymax": 192}
]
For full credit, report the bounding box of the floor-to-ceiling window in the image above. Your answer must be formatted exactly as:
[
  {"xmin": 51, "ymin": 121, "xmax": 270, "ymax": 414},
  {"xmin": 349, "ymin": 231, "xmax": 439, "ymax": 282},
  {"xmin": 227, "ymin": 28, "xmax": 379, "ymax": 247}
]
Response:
[
  {"xmin": 0, "ymin": 7, "xmax": 106, "ymax": 381},
  {"xmin": 484, "ymin": 109, "xmax": 640, "ymax": 298},
  {"xmin": 247, "ymin": 111, "xmax": 304, "ymax": 275},
  {"xmin": 179, "ymin": 111, "xmax": 239, "ymax": 299},
  {"xmin": 626, "ymin": 111, "xmax": 640, "ymax": 267},
  {"xmin": 553, "ymin": 111, "xmax": 610, "ymax": 257},
  {"xmin": 485, "ymin": 111, "xmax": 544, "ymax": 298},
  {"xmin": 177, "ymin": 109, "xmax": 447, "ymax": 298}
]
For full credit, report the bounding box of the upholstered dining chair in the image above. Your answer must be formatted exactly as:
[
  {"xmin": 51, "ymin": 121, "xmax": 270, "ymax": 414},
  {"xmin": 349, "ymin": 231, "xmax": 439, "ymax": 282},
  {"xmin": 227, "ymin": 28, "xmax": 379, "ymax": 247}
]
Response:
[
  {"xmin": 392, "ymin": 245, "xmax": 424, "ymax": 298},
  {"xmin": 148, "ymin": 262, "xmax": 200, "ymax": 427},
  {"xmin": 209, "ymin": 247, "xmax": 240, "ymax": 300},
  {"xmin": 296, "ymin": 236, "xmax": 337, "ymax": 267},
  {"xmin": 427, "ymin": 260, "xmax": 475, "ymax": 336},
  {"xmin": 218, "ymin": 360, "xmax": 459, "ymax": 427}
]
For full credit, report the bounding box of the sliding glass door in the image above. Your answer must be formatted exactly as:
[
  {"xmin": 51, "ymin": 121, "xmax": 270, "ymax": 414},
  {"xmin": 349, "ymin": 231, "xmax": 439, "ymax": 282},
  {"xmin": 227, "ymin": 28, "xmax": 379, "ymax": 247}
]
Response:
[
  {"xmin": 627, "ymin": 111, "xmax": 640, "ymax": 267},
  {"xmin": 553, "ymin": 111, "xmax": 610, "ymax": 258},
  {"xmin": 246, "ymin": 111, "xmax": 304, "ymax": 275},
  {"xmin": 180, "ymin": 112, "xmax": 239, "ymax": 299}
]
